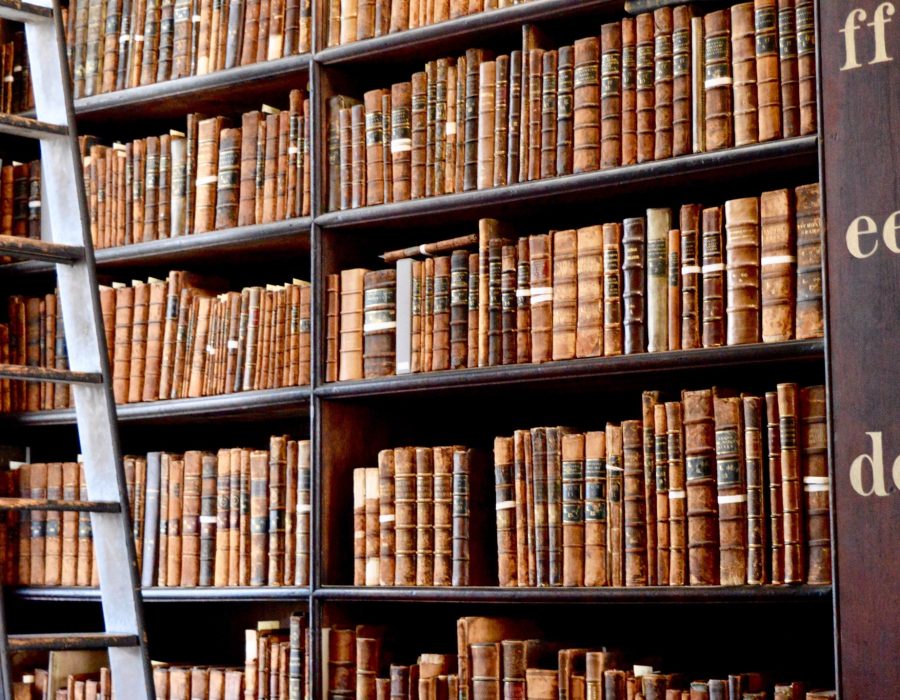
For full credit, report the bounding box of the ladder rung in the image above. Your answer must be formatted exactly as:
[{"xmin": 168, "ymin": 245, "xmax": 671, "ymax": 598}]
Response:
[
  {"xmin": 0, "ymin": 0, "xmax": 53, "ymax": 23},
  {"xmin": 7, "ymin": 633, "xmax": 140, "ymax": 652},
  {"xmin": 0, "ymin": 235, "xmax": 84, "ymax": 264},
  {"xmin": 0, "ymin": 497, "xmax": 121, "ymax": 513},
  {"xmin": 0, "ymin": 365, "xmax": 102, "ymax": 385},
  {"xmin": 0, "ymin": 113, "xmax": 67, "ymax": 140}
]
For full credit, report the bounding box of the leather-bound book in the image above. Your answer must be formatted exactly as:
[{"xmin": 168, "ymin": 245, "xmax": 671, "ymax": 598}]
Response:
[
  {"xmin": 449, "ymin": 250, "xmax": 469, "ymax": 370},
  {"xmin": 467, "ymin": 252, "xmax": 479, "ymax": 368},
  {"xmin": 269, "ymin": 437, "xmax": 288, "ymax": 586},
  {"xmin": 583, "ymin": 431, "xmax": 607, "ymax": 586},
  {"xmin": 434, "ymin": 59, "xmax": 450, "ymax": 197},
  {"xmin": 672, "ymin": 6, "xmax": 693, "ymax": 156},
  {"xmin": 800, "ymin": 385, "xmax": 830, "ymax": 584},
  {"xmin": 179, "ymin": 450, "xmax": 203, "ymax": 587},
  {"xmin": 743, "ymin": 395, "xmax": 766, "ymax": 584},
  {"xmin": 464, "ymin": 50, "xmax": 486, "ymax": 191},
  {"xmin": 506, "ymin": 50, "xmax": 523, "ymax": 185},
  {"xmin": 708, "ymin": 680, "xmax": 728, "ymax": 700},
  {"xmin": 194, "ymin": 116, "xmax": 225, "ymax": 234},
  {"xmin": 187, "ymin": 295, "xmax": 212, "ymax": 398},
  {"xmin": 325, "ymin": 274, "xmax": 340, "ymax": 382},
  {"xmin": 641, "ymin": 391, "xmax": 660, "ymax": 585},
  {"xmin": 43, "ymin": 463, "xmax": 62, "ymax": 586},
  {"xmin": 61, "ymin": 462, "xmax": 80, "ymax": 586},
  {"xmin": 527, "ymin": 49, "xmax": 544, "ymax": 181},
  {"xmin": 340, "ymin": 0, "xmax": 358, "ymax": 43},
  {"xmin": 635, "ymin": 12, "xmax": 655, "ymax": 163},
  {"xmin": 128, "ymin": 281, "xmax": 150, "ymax": 404},
  {"xmin": 158, "ymin": 136, "xmax": 171, "ymax": 239},
  {"xmin": 701, "ymin": 206, "xmax": 725, "ymax": 348},
  {"xmin": 422, "ymin": 258, "xmax": 435, "ymax": 372},
  {"xmin": 760, "ymin": 188, "xmax": 795, "ymax": 342},
  {"xmin": 157, "ymin": 454, "xmax": 171, "ymax": 586},
  {"xmin": 794, "ymin": 183, "xmax": 823, "ymax": 339},
  {"xmin": 295, "ymin": 441, "xmax": 311, "ymax": 585},
  {"xmin": 622, "ymin": 420, "xmax": 647, "ymax": 586},
  {"xmin": 415, "ymin": 447, "xmax": 435, "ymax": 585},
  {"xmin": 795, "ymin": 0, "xmax": 816, "ymax": 135},
  {"xmin": 754, "ymin": 0, "xmax": 782, "ymax": 141},
  {"xmin": 339, "ymin": 107, "xmax": 353, "ymax": 210},
  {"xmin": 169, "ymin": 132, "xmax": 187, "ymax": 237},
  {"xmin": 199, "ymin": 452, "xmax": 217, "ymax": 586},
  {"xmin": 213, "ymin": 450, "xmax": 232, "ymax": 587},
  {"xmin": 491, "ymin": 55, "xmax": 509, "ymax": 188},
  {"xmin": 519, "ymin": 431, "xmax": 537, "ymax": 585},
  {"xmin": 689, "ymin": 681, "xmax": 710, "ymax": 699},
  {"xmin": 354, "ymin": 468, "xmax": 366, "ymax": 585},
  {"xmin": 643, "ymin": 675, "xmax": 668, "ymax": 700},
  {"xmin": 539, "ymin": 50, "xmax": 558, "ymax": 179},
  {"xmin": 665, "ymin": 401, "xmax": 686, "ymax": 586},
  {"xmin": 622, "ymin": 217, "xmax": 646, "ymax": 354},
  {"xmin": 713, "ymin": 396, "xmax": 747, "ymax": 585},
  {"xmin": 365, "ymin": 467, "xmax": 380, "ymax": 585},
  {"xmin": 724, "ymin": 196, "xmax": 760, "ymax": 345},
  {"xmin": 433, "ymin": 446, "xmax": 454, "ymax": 586},
  {"xmin": 555, "ymin": 45, "xmax": 574, "ymax": 176},
  {"xmin": 530, "ymin": 427, "xmax": 549, "ymax": 585},
  {"xmin": 165, "ymin": 454, "xmax": 184, "ymax": 587},
  {"xmin": 351, "ymin": 104, "xmax": 367, "ymax": 208},
  {"xmin": 501, "ymin": 641, "xmax": 527, "ymax": 700},
  {"xmin": 678, "ymin": 204, "xmax": 701, "ymax": 349},
  {"xmin": 494, "ymin": 437, "xmax": 518, "ymax": 586},
  {"xmin": 526, "ymin": 670, "xmax": 557, "ymax": 700},
  {"xmin": 765, "ymin": 391, "xmax": 785, "ymax": 582},
  {"xmin": 433, "ymin": 255, "xmax": 451, "ymax": 370},
  {"xmin": 653, "ymin": 403, "xmax": 670, "ymax": 585},
  {"xmin": 390, "ymin": 83, "xmax": 413, "ymax": 202},
  {"xmin": 529, "ymin": 233, "xmax": 553, "ymax": 364},
  {"xmin": 703, "ymin": 10, "xmax": 733, "ymax": 151},
  {"xmin": 113, "ymin": 284, "xmax": 134, "ymax": 404},
  {"xmin": 599, "ymin": 23, "xmax": 622, "ymax": 169},
  {"xmin": 653, "ymin": 8, "xmax": 674, "ymax": 160},
  {"xmin": 773, "ymin": 682, "xmax": 805, "ymax": 700},
  {"xmin": 603, "ymin": 670, "xmax": 626, "ymax": 700},
  {"xmin": 501, "ymin": 245, "xmax": 518, "ymax": 366},
  {"xmin": 573, "ymin": 37, "xmax": 601, "ymax": 174},
  {"xmin": 682, "ymin": 388, "xmax": 719, "ymax": 585},
  {"xmin": 603, "ymin": 222, "xmax": 623, "ymax": 356},
  {"xmin": 667, "ymin": 227, "xmax": 682, "ymax": 351},
  {"xmin": 777, "ymin": 0, "xmax": 799, "ymax": 137},
  {"xmin": 512, "ymin": 431, "xmax": 530, "ymax": 585},
  {"xmin": 16, "ymin": 465, "xmax": 30, "ymax": 585},
  {"xmin": 455, "ymin": 54, "xmax": 468, "ymax": 192},
  {"xmin": 731, "ymin": 2, "xmax": 759, "ymax": 146},
  {"xmin": 382, "ymin": 92, "xmax": 394, "ymax": 204},
  {"xmin": 575, "ymin": 226, "xmax": 603, "ymax": 358},
  {"xmin": 647, "ymin": 208, "xmax": 671, "ymax": 353},
  {"xmin": 473, "ymin": 643, "xmax": 502, "ymax": 700},
  {"xmin": 513, "ymin": 237, "xmax": 531, "ymax": 364},
  {"xmin": 605, "ymin": 423, "xmax": 624, "ymax": 586},
  {"xmin": 339, "ymin": 268, "xmax": 368, "ymax": 381},
  {"xmin": 411, "ymin": 71, "xmax": 428, "ymax": 199},
  {"xmin": 452, "ymin": 448, "xmax": 471, "ymax": 586},
  {"xmin": 214, "ymin": 127, "xmax": 241, "ymax": 230},
  {"xmin": 356, "ymin": 0, "xmax": 374, "ymax": 39},
  {"xmin": 363, "ymin": 269, "xmax": 397, "ymax": 378},
  {"xmin": 249, "ymin": 449, "xmax": 269, "ymax": 586},
  {"xmin": 561, "ymin": 433, "xmax": 585, "ymax": 587},
  {"xmin": 552, "ymin": 229, "xmax": 577, "ymax": 361}
]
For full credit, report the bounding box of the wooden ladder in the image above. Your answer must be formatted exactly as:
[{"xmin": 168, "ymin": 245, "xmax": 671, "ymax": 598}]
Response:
[{"xmin": 0, "ymin": 1, "xmax": 154, "ymax": 697}]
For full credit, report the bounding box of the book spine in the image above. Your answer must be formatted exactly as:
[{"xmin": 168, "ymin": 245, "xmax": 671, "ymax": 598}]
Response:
[
  {"xmin": 801, "ymin": 385, "xmax": 830, "ymax": 584},
  {"xmin": 506, "ymin": 51, "xmax": 522, "ymax": 185},
  {"xmin": 296, "ymin": 441, "xmax": 311, "ymax": 586},
  {"xmin": 415, "ymin": 447, "xmax": 435, "ymax": 585},
  {"xmin": 394, "ymin": 447, "xmax": 417, "ymax": 585},
  {"xmin": 701, "ymin": 206, "xmax": 725, "ymax": 348},
  {"xmin": 339, "ymin": 107, "xmax": 353, "ymax": 210},
  {"xmin": 249, "ymin": 450, "xmax": 269, "ymax": 586},
  {"xmin": 622, "ymin": 216, "xmax": 645, "ymax": 354},
  {"xmin": 605, "ymin": 424, "xmax": 623, "ymax": 586},
  {"xmin": 530, "ymin": 427, "xmax": 549, "ymax": 585},
  {"xmin": 194, "ymin": 117, "xmax": 222, "ymax": 234},
  {"xmin": 382, "ymin": 92, "xmax": 394, "ymax": 204},
  {"xmin": 128, "ymin": 282, "xmax": 150, "ymax": 404},
  {"xmin": 467, "ymin": 252, "xmax": 479, "ymax": 368},
  {"xmin": 724, "ymin": 196, "xmax": 761, "ymax": 345},
  {"xmin": 778, "ymin": 382, "xmax": 804, "ymax": 583},
  {"xmin": 364, "ymin": 90, "xmax": 386, "ymax": 207},
  {"xmin": 512, "ymin": 430, "xmax": 529, "ymax": 585},
  {"xmin": 765, "ymin": 391, "xmax": 785, "ymax": 583},
  {"xmin": 214, "ymin": 449, "xmax": 231, "ymax": 587},
  {"xmin": 683, "ymin": 389, "xmax": 719, "ymax": 585},
  {"xmin": 351, "ymin": 104, "xmax": 367, "ymax": 209},
  {"xmin": 377, "ymin": 449, "xmax": 396, "ymax": 586},
  {"xmin": 527, "ymin": 48, "xmax": 543, "ymax": 182},
  {"xmin": 363, "ymin": 269, "xmax": 397, "ymax": 378},
  {"xmin": 646, "ymin": 208, "xmax": 670, "ymax": 353},
  {"xmin": 573, "ymin": 37, "xmax": 600, "ymax": 174},
  {"xmin": 743, "ymin": 395, "xmax": 766, "ymax": 584},
  {"xmin": 515, "ymin": 237, "xmax": 531, "ymax": 364},
  {"xmin": 760, "ymin": 188, "xmax": 796, "ymax": 342},
  {"xmin": 451, "ymin": 448, "xmax": 470, "ymax": 586},
  {"xmin": 450, "ymin": 250, "xmax": 469, "ymax": 370},
  {"xmin": 364, "ymin": 467, "xmax": 380, "ymax": 585},
  {"xmin": 165, "ymin": 455, "xmax": 184, "ymax": 586},
  {"xmin": 672, "ymin": 6, "xmax": 692, "ymax": 156},
  {"xmin": 473, "ymin": 643, "xmax": 502, "ymax": 700},
  {"xmin": 703, "ymin": 10, "xmax": 734, "ymax": 151},
  {"xmin": 113, "ymin": 285, "xmax": 134, "ymax": 404},
  {"xmin": 555, "ymin": 46, "xmax": 574, "ymax": 176},
  {"xmin": 433, "ymin": 256, "xmax": 451, "ymax": 371},
  {"xmin": 180, "ymin": 451, "xmax": 202, "ymax": 587},
  {"xmin": 584, "ymin": 432, "xmax": 607, "ymax": 586},
  {"xmin": 214, "ymin": 127, "xmax": 242, "ymax": 230},
  {"xmin": 602, "ymin": 223, "xmax": 623, "ymax": 356},
  {"xmin": 561, "ymin": 433, "xmax": 585, "ymax": 587},
  {"xmin": 795, "ymin": 0, "xmax": 816, "ymax": 136},
  {"xmin": 391, "ymin": 82, "xmax": 413, "ymax": 203},
  {"xmin": 43, "ymin": 463, "xmax": 62, "ymax": 586},
  {"xmin": 679, "ymin": 204, "xmax": 701, "ymax": 349},
  {"xmin": 527, "ymin": 234, "xmax": 552, "ymax": 364},
  {"xmin": 795, "ymin": 183, "xmax": 823, "ymax": 339},
  {"xmin": 268, "ymin": 437, "xmax": 287, "ymax": 585},
  {"xmin": 199, "ymin": 452, "xmax": 217, "ymax": 586},
  {"xmin": 713, "ymin": 396, "xmax": 747, "ymax": 586},
  {"xmin": 410, "ymin": 72, "xmax": 428, "ymax": 199},
  {"xmin": 339, "ymin": 268, "xmax": 367, "ymax": 381},
  {"xmin": 490, "ymin": 57, "xmax": 508, "ymax": 189},
  {"xmin": 667, "ymin": 226, "xmax": 681, "ymax": 351},
  {"xmin": 621, "ymin": 18, "xmax": 637, "ymax": 165},
  {"xmin": 326, "ymin": 274, "xmax": 340, "ymax": 382},
  {"xmin": 422, "ymin": 257, "xmax": 434, "ymax": 372},
  {"xmin": 433, "ymin": 447, "xmax": 453, "ymax": 586},
  {"xmin": 539, "ymin": 50, "xmax": 558, "ymax": 179},
  {"xmin": 622, "ymin": 420, "xmax": 647, "ymax": 586},
  {"xmin": 61, "ymin": 463, "xmax": 80, "ymax": 586},
  {"xmin": 731, "ymin": 2, "xmax": 759, "ymax": 147},
  {"xmin": 575, "ymin": 226, "xmax": 603, "ymax": 358},
  {"xmin": 754, "ymin": 0, "xmax": 782, "ymax": 142},
  {"xmin": 665, "ymin": 401, "xmax": 686, "ymax": 586},
  {"xmin": 551, "ymin": 229, "xmax": 577, "ymax": 361},
  {"xmin": 500, "ymin": 244, "xmax": 518, "ymax": 366},
  {"xmin": 635, "ymin": 12, "xmax": 655, "ymax": 163}
]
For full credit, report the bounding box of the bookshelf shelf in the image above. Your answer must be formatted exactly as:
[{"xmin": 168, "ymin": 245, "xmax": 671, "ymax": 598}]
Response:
[{"xmin": 10, "ymin": 587, "xmax": 312, "ymax": 603}]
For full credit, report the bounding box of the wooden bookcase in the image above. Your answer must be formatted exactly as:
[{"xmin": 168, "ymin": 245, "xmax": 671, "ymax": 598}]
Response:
[{"xmin": 2, "ymin": 0, "xmax": 896, "ymax": 695}]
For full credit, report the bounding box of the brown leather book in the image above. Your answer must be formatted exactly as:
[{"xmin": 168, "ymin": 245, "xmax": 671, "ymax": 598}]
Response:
[
  {"xmin": 494, "ymin": 437, "xmax": 517, "ymax": 586},
  {"xmin": 652, "ymin": 403, "xmax": 669, "ymax": 585},
  {"xmin": 326, "ymin": 274, "xmax": 340, "ymax": 383},
  {"xmin": 113, "ymin": 284, "xmax": 134, "ymax": 404},
  {"xmin": 514, "ymin": 238, "xmax": 531, "ymax": 364},
  {"xmin": 647, "ymin": 208, "xmax": 671, "ymax": 353},
  {"xmin": 364, "ymin": 89, "xmax": 389, "ymax": 207},
  {"xmin": 552, "ymin": 229, "xmax": 577, "ymax": 362},
  {"xmin": 530, "ymin": 427, "xmax": 549, "ymax": 585},
  {"xmin": 672, "ymin": 6, "xmax": 693, "ymax": 156},
  {"xmin": 584, "ymin": 431, "xmax": 607, "ymax": 586},
  {"xmin": 455, "ymin": 54, "xmax": 468, "ymax": 192},
  {"xmin": 127, "ymin": 281, "xmax": 150, "ymax": 404},
  {"xmin": 754, "ymin": 0, "xmax": 782, "ymax": 141},
  {"xmin": 43, "ymin": 463, "xmax": 62, "ymax": 586},
  {"xmin": 795, "ymin": 0, "xmax": 816, "ymax": 135},
  {"xmin": 194, "ymin": 116, "xmax": 225, "ymax": 234},
  {"xmin": 667, "ymin": 227, "xmax": 681, "ymax": 351},
  {"xmin": 351, "ymin": 104, "xmax": 367, "ymax": 209},
  {"xmin": 794, "ymin": 183, "xmax": 823, "ymax": 339},
  {"xmin": 635, "ymin": 12, "xmax": 656, "ymax": 163},
  {"xmin": 501, "ymin": 245, "xmax": 517, "ymax": 366},
  {"xmin": 701, "ymin": 206, "xmax": 725, "ymax": 348},
  {"xmin": 339, "ymin": 107, "xmax": 354, "ymax": 210},
  {"xmin": 527, "ymin": 48, "xmax": 544, "ymax": 182},
  {"xmin": 743, "ymin": 395, "xmax": 766, "ymax": 584},
  {"xmin": 539, "ymin": 50, "xmax": 558, "ymax": 179},
  {"xmin": 528, "ymin": 234, "xmax": 552, "ymax": 364},
  {"xmin": 561, "ymin": 433, "xmax": 585, "ymax": 587},
  {"xmin": 653, "ymin": 8, "xmax": 674, "ymax": 160},
  {"xmin": 526, "ymin": 669, "xmax": 557, "ymax": 700},
  {"xmin": 422, "ymin": 257, "xmax": 434, "ymax": 372},
  {"xmin": 451, "ymin": 448, "xmax": 471, "ymax": 586},
  {"xmin": 731, "ymin": 2, "xmax": 759, "ymax": 146},
  {"xmin": 467, "ymin": 252, "xmax": 479, "ymax": 368},
  {"xmin": 363, "ymin": 269, "xmax": 397, "ymax": 378},
  {"xmin": 354, "ymin": 468, "xmax": 366, "ymax": 585},
  {"xmin": 518, "ymin": 431, "xmax": 538, "ymax": 586},
  {"xmin": 381, "ymin": 92, "xmax": 394, "ymax": 205},
  {"xmin": 157, "ymin": 454, "xmax": 171, "ymax": 586},
  {"xmin": 713, "ymin": 396, "xmax": 747, "ymax": 585},
  {"xmin": 665, "ymin": 401, "xmax": 686, "ymax": 586},
  {"xmin": 703, "ymin": 10, "xmax": 733, "ymax": 151},
  {"xmin": 602, "ymin": 222, "xmax": 623, "ymax": 356},
  {"xmin": 339, "ymin": 268, "xmax": 368, "ymax": 381},
  {"xmin": 390, "ymin": 82, "xmax": 413, "ymax": 203},
  {"xmin": 724, "ymin": 196, "xmax": 760, "ymax": 345},
  {"xmin": 573, "ymin": 37, "xmax": 601, "ymax": 174},
  {"xmin": 16, "ymin": 465, "xmax": 30, "ymax": 585},
  {"xmin": 295, "ymin": 440, "xmax": 311, "ymax": 586},
  {"xmin": 187, "ymin": 295, "xmax": 212, "ymax": 398},
  {"xmin": 249, "ymin": 449, "xmax": 269, "ymax": 586},
  {"xmin": 415, "ymin": 446, "xmax": 435, "ymax": 585},
  {"xmin": 364, "ymin": 467, "xmax": 380, "ymax": 585},
  {"xmin": 600, "ymin": 23, "xmax": 622, "ymax": 169},
  {"xmin": 410, "ymin": 71, "xmax": 428, "ymax": 199},
  {"xmin": 678, "ymin": 205, "xmax": 701, "ymax": 349},
  {"xmin": 213, "ymin": 127, "xmax": 242, "ymax": 230},
  {"xmin": 432, "ymin": 447, "xmax": 454, "ymax": 586},
  {"xmin": 340, "ymin": 0, "xmax": 359, "ymax": 43},
  {"xmin": 575, "ymin": 226, "xmax": 603, "ymax": 358},
  {"xmin": 165, "ymin": 454, "xmax": 184, "ymax": 587},
  {"xmin": 476, "ymin": 60, "xmax": 497, "ymax": 191},
  {"xmin": 603, "ymin": 670, "xmax": 626, "ymax": 700},
  {"xmin": 555, "ymin": 46, "xmax": 574, "ymax": 176},
  {"xmin": 622, "ymin": 420, "xmax": 647, "ymax": 586},
  {"xmin": 501, "ymin": 641, "xmax": 526, "ymax": 700},
  {"xmin": 765, "ymin": 391, "xmax": 785, "ymax": 583},
  {"xmin": 641, "ymin": 391, "xmax": 660, "ymax": 586},
  {"xmin": 512, "ymin": 431, "xmax": 530, "ymax": 585},
  {"xmin": 61, "ymin": 462, "xmax": 80, "ymax": 587},
  {"xmin": 199, "ymin": 452, "xmax": 217, "ymax": 587},
  {"xmin": 464, "ymin": 50, "xmax": 485, "ymax": 191},
  {"xmin": 682, "ymin": 388, "xmax": 719, "ymax": 585},
  {"xmin": 433, "ymin": 256, "xmax": 451, "ymax": 371},
  {"xmin": 777, "ymin": 0, "xmax": 799, "ymax": 137},
  {"xmin": 800, "ymin": 385, "xmax": 830, "ymax": 584},
  {"xmin": 141, "ymin": 278, "xmax": 167, "ymax": 401},
  {"xmin": 622, "ymin": 217, "xmax": 646, "ymax": 354},
  {"xmin": 506, "ymin": 50, "xmax": 523, "ymax": 185},
  {"xmin": 214, "ymin": 449, "xmax": 232, "ymax": 587},
  {"xmin": 473, "ymin": 643, "xmax": 501, "ymax": 700},
  {"xmin": 777, "ymin": 384, "xmax": 806, "ymax": 583},
  {"xmin": 605, "ymin": 423, "xmax": 624, "ymax": 586},
  {"xmin": 179, "ymin": 450, "xmax": 203, "ymax": 587},
  {"xmin": 450, "ymin": 250, "xmax": 469, "ymax": 370},
  {"xmin": 760, "ymin": 188, "xmax": 796, "ymax": 342},
  {"xmin": 269, "ymin": 437, "xmax": 287, "ymax": 585}
]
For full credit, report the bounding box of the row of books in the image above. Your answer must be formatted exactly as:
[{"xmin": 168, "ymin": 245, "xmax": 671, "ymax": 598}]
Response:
[
  {"xmin": 326, "ymin": 0, "xmax": 817, "ymax": 211},
  {"xmin": 0, "ymin": 25, "xmax": 32, "ymax": 114},
  {"xmin": 324, "ymin": 0, "xmax": 532, "ymax": 47},
  {"xmin": 492, "ymin": 383, "xmax": 830, "ymax": 589},
  {"xmin": 326, "ymin": 183, "xmax": 823, "ymax": 382},
  {"xmin": 0, "ymin": 160, "xmax": 41, "ymax": 249},
  {"xmin": 64, "ymin": 0, "xmax": 311, "ymax": 99},
  {"xmin": 11, "ymin": 612, "xmax": 309, "ymax": 700},
  {"xmin": 3, "ymin": 437, "xmax": 311, "ymax": 589},
  {"xmin": 324, "ymin": 617, "xmax": 834, "ymax": 700},
  {"xmin": 0, "ymin": 271, "xmax": 312, "ymax": 414},
  {"xmin": 352, "ymin": 446, "xmax": 489, "ymax": 587}
]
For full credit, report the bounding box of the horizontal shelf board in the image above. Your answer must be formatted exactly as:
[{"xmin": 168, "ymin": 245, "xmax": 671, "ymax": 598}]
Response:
[
  {"xmin": 317, "ymin": 0, "xmax": 624, "ymax": 66},
  {"xmin": 315, "ymin": 137, "xmax": 818, "ymax": 231},
  {"xmin": 10, "ymin": 587, "xmax": 310, "ymax": 602},
  {"xmin": 315, "ymin": 585, "xmax": 833, "ymax": 604},
  {"xmin": 1, "ymin": 218, "xmax": 312, "ymax": 277},
  {"xmin": 2, "ymin": 386, "xmax": 311, "ymax": 427},
  {"xmin": 316, "ymin": 340, "xmax": 824, "ymax": 399}
]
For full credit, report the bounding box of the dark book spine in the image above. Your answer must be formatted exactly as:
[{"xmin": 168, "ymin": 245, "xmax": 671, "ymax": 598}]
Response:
[
  {"xmin": 701, "ymin": 205, "xmax": 725, "ymax": 348},
  {"xmin": 555, "ymin": 45, "xmax": 574, "ymax": 176},
  {"xmin": 363, "ymin": 270, "xmax": 397, "ymax": 378},
  {"xmin": 683, "ymin": 389, "xmax": 719, "ymax": 585},
  {"xmin": 573, "ymin": 38, "xmax": 600, "ymax": 174},
  {"xmin": 450, "ymin": 250, "xmax": 469, "ymax": 370},
  {"xmin": 622, "ymin": 217, "xmax": 646, "ymax": 354}
]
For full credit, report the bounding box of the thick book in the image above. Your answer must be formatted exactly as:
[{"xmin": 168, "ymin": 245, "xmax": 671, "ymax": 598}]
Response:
[
  {"xmin": 724, "ymin": 196, "xmax": 761, "ymax": 345},
  {"xmin": 621, "ymin": 420, "xmax": 647, "ymax": 586},
  {"xmin": 672, "ymin": 5, "xmax": 693, "ymax": 156},
  {"xmin": 646, "ymin": 208, "xmax": 671, "ymax": 353},
  {"xmin": 394, "ymin": 447, "xmax": 417, "ymax": 585},
  {"xmin": 794, "ymin": 183, "xmax": 823, "ymax": 339},
  {"xmin": 493, "ymin": 437, "xmax": 517, "ymax": 587},
  {"xmin": 602, "ymin": 223, "xmax": 623, "ymax": 356},
  {"xmin": 363, "ymin": 269, "xmax": 397, "ymax": 378},
  {"xmin": 415, "ymin": 447, "xmax": 435, "ymax": 585},
  {"xmin": 584, "ymin": 431, "xmax": 607, "ymax": 586},
  {"xmin": 433, "ymin": 446, "xmax": 454, "ymax": 586},
  {"xmin": 743, "ymin": 395, "xmax": 766, "ymax": 584},
  {"xmin": 754, "ymin": 0, "xmax": 782, "ymax": 142},
  {"xmin": 701, "ymin": 206, "xmax": 725, "ymax": 348},
  {"xmin": 653, "ymin": 8, "xmax": 674, "ymax": 160},
  {"xmin": 800, "ymin": 385, "xmax": 830, "ymax": 584},
  {"xmin": 573, "ymin": 37, "xmax": 600, "ymax": 174},
  {"xmin": 339, "ymin": 268, "xmax": 369, "ymax": 381},
  {"xmin": 731, "ymin": 2, "xmax": 759, "ymax": 146},
  {"xmin": 795, "ymin": 0, "xmax": 816, "ymax": 135},
  {"xmin": 760, "ymin": 188, "xmax": 796, "ymax": 342},
  {"xmin": 556, "ymin": 45, "xmax": 574, "ymax": 176},
  {"xmin": 703, "ymin": 10, "xmax": 734, "ymax": 151},
  {"xmin": 713, "ymin": 396, "xmax": 747, "ymax": 586},
  {"xmin": 539, "ymin": 50, "xmax": 558, "ymax": 179},
  {"xmin": 777, "ymin": 0, "xmax": 799, "ymax": 137},
  {"xmin": 575, "ymin": 226, "xmax": 603, "ymax": 358},
  {"xmin": 682, "ymin": 388, "xmax": 719, "ymax": 585},
  {"xmin": 561, "ymin": 434, "xmax": 585, "ymax": 587},
  {"xmin": 622, "ymin": 217, "xmax": 645, "ymax": 354},
  {"xmin": 551, "ymin": 229, "xmax": 577, "ymax": 361},
  {"xmin": 635, "ymin": 13, "xmax": 655, "ymax": 163}
]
